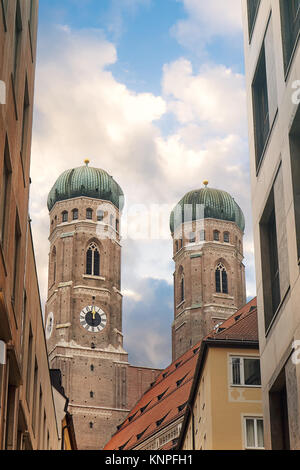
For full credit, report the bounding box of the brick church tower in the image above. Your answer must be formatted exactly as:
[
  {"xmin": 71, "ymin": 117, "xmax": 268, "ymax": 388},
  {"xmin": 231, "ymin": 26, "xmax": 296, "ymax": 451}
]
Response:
[
  {"xmin": 170, "ymin": 182, "xmax": 246, "ymax": 360},
  {"xmin": 44, "ymin": 160, "xmax": 131, "ymax": 449}
]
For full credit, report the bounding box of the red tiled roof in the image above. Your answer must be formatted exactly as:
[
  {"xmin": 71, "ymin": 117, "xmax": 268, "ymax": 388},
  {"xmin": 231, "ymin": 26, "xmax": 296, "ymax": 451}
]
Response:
[
  {"xmin": 104, "ymin": 298, "xmax": 258, "ymax": 451},
  {"xmin": 206, "ymin": 297, "xmax": 258, "ymax": 343},
  {"xmin": 104, "ymin": 343, "xmax": 201, "ymax": 450}
]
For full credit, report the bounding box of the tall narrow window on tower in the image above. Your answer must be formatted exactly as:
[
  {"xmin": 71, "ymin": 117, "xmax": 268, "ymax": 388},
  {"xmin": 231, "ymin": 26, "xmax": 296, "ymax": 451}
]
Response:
[
  {"xmin": 86, "ymin": 242, "xmax": 100, "ymax": 276},
  {"xmin": 215, "ymin": 263, "xmax": 228, "ymax": 294}
]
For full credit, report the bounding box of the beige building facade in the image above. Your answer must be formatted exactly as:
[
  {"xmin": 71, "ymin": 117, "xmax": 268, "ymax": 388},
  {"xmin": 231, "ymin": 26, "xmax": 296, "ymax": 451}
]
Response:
[
  {"xmin": 242, "ymin": 0, "xmax": 300, "ymax": 449},
  {"xmin": 178, "ymin": 300, "xmax": 263, "ymax": 450}
]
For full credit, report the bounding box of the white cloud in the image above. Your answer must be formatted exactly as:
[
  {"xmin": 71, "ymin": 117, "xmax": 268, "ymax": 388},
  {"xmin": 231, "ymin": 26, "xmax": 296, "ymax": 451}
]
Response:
[
  {"xmin": 162, "ymin": 59, "xmax": 247, "ymax": 136},
  {"xmin": 172, "ymin": 0, "xmax": 243, "ymax": 51}
]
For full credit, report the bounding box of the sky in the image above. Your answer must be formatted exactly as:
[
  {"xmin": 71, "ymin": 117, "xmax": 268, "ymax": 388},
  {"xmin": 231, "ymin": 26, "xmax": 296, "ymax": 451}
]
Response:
[{"xmin": 29, "ymin": 0, "xmax": 255, "ymax": 370}]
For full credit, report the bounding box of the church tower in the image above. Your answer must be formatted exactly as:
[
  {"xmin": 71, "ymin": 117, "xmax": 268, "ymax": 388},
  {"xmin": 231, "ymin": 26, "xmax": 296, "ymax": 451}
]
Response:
[
  {"xmin": 170, "ymin": 182, "xmax": 246, "ymax": 360},
  {"xmin": 44, "ymin": 160, "xmax": 129, "ymax": 450}
]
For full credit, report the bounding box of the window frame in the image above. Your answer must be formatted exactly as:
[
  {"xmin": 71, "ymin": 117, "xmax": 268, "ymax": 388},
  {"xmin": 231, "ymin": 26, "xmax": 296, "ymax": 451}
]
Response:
[
  {"xmin": 244, "ymin": 416, "xmax": 264, "ymax": 450},
  {"xmin": 230, "ymin": 356, "xmax": 261, "ymax": 388}
]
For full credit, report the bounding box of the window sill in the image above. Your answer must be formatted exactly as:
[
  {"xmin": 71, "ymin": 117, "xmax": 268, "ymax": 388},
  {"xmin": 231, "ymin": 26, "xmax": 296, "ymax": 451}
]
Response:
[
  {"xmin": 230, "ymin": 384, "xmax": 261, "ymax": 388},
  {"xmin": 176, "ymin": 300, "xmax": 185, "ymax": 309},
  {"xmin": 83, "ymin": 274, "xmax": 105, "ymax": 281}
]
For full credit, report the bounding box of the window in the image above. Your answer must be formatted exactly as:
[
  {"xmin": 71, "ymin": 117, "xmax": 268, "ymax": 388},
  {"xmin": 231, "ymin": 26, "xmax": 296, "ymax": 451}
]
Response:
[
  {"xmin": 252, "ymin": 16, "xmax": 277, "ymax": 170},
  {"xmin": 223, "ymin": 232, "xmax": 230, "ymax": 243},
  {"xmin": 21, "ymin": 78, "xmax": 30, "ymax": 168},
  {"xmin": 215, "ymin": 262, "xmax": 228, "ymax": 294},
  {"xmin": 247, "ymin": 0, "xmax": 261, "ymax": 40},
  {"xmin": 72, "ymin": 209, "xmax": 78, "ymax": 220},
  {"xmin": 280, "ymin": 0, "xmax": 300, "ymax": 74},
  {"xmin": 260, "ymin": 167, "xmax": 289, "ymax": 332},
  {"xmin": 62, "ymin": 211, "xmax": 68, "ymax": 223},
  {"xmin": 12, "ymin": 0, "xmax": 22, "ymax": 82},
  {"xmin": 51, "ymin": 247, "xmax": 56, "ymax": 283},
  {"xmin": 188, "ymin": 231, "xmax": 195, "ymax": 243},
  {"xmin": 199, "ymin": 230, "xmax": 205, "ymax": 242},
  {"xmin": 86, "ymin": 208, "xmax": 93, "ymax": 220},
  {"xmin": 0, "ymin": 138, "xmax": 11, "ymax": 244},
  {"xmin": 86, "ymin": 242, "xmax": 100, "ymax": 276},
  {"xmin": 244, "ymin": 417, "xmax": 264, "ymax": 449},
  {"xmin": 97, "ymin": 210, "xmax": 104, "ymax": 222},
  {"xmin": 116, "ymin": 218, "xmax": 119, "ymax": 232},
  {"xmin": 231, "ymin": 357, "xmax": 261, "ymax": 386},
  {"xmin": 289, "ymin": 106, "xmax": 300, "ymax": 262},
  {"xmin": 12, "ymin": 214, "xmax": 21, "ymax": 302},
  {"xmin": 213, "ymin": 230, "xmax": 219, "ymax": 241}
]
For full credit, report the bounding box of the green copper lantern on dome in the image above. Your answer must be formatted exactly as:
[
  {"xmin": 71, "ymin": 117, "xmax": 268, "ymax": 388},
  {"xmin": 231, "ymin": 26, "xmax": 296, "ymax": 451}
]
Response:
[
  {"xmin": 170, "ymin": 181, "xmax": 245, "ymax": 234},
  {"xmin": 47, "ymin": 159, "xmax": 124, "ymax": 212}
]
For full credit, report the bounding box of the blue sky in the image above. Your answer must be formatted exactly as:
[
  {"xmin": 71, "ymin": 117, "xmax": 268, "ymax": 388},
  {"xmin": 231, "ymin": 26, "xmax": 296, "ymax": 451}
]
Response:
[{"xmin": 30, "ymin": 0, "xmax": 255, "ymax": 369}]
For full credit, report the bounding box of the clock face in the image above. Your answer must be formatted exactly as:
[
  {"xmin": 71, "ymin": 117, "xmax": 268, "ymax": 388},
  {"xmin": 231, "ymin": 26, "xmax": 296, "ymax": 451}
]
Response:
[
  {"xmin": 79, "ymin": 306, "xmax": 107, "ymax": 333},
  {"xmin": 46, "ymin": 312, "xmax": 54, "ymax": 340}
]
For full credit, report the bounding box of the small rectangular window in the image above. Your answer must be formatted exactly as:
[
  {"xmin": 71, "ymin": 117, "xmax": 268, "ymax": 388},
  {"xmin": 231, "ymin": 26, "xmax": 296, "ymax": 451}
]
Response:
[
  {"xmin": 245, "ymin": 417, "xmax": 264, "ymax": 449},
  {"xmin": 231, "ymin": 357, "xmax": 261, "ymax": 386},
  {"xmin": 86, "ymin": 209, "xmax": 93, "ymax": 220}
]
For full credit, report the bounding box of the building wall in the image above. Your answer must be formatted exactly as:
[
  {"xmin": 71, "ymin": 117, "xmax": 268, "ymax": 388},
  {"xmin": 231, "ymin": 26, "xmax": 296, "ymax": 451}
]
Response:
[
  {"xmin": 242, "ymin": 0, "xmax": 300, "ymax": 449},
  {"xmin": 182, "ymin": 346, "xmax": 262, "ymax": 450}
]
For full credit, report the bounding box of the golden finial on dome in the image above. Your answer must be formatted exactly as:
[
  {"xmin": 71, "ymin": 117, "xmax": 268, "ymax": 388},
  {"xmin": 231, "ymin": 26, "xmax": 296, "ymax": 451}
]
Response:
[
  {"xmin": 84, "ymin": 159, "xmax": 90, "ymax": 166},
  {"xmin": 203, "ymin": 180, "xmax": 209, "ymax": 187}
]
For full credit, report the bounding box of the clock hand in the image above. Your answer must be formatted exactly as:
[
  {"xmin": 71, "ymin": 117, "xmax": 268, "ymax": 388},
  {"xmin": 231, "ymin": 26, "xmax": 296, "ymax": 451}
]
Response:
[{"xmin": 92, "ymin": 306, "xmax": 96, "ymax": 320}]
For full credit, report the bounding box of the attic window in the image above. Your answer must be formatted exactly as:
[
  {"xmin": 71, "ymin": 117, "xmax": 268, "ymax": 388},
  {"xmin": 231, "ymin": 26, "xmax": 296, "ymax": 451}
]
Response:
[
  {"xmin": 178, "ymin": 402, "xmax": 187, "ymax": 412},
  {"xmin": 118, "ymin": 438, "xmax": 131, "ymax": 450},
  {"xmin": 176, "ymin": 374, "xmax": 188, "ymax": 388},
  {"xmin": 157, "ymin": 388, "xmax": 168, "ymax": 401},
  {"xmin": 235, "ymin": 314, "xmax": 242, "ymax": 322},
  {"xmin": 175, "ymin": 361, "xmax": 182, "ymax": 369},
  {"xmin": 136, "ymin": 426, "xmax": 149, "ymax": 441},
  {"xmin": 249, "ymin": 305, "xmax": 256, "ymax": 312},
  {"xmin": 156, "ymin": 412, "xmax": 170, "ymax": 428},
  {"xmin": 162, "ymin": 372, "xmax": 168, "ymax": 378},
  {"xmin": 128, "ymin": 411, "xmax": 138, "ymax": 422},
  {"xmin": 140, "ymin": 401, "xmax": 151, "ymax": 414},
  {"xmin": 193, "ymin": 347, "xmax": 199, "ymax": 355}
]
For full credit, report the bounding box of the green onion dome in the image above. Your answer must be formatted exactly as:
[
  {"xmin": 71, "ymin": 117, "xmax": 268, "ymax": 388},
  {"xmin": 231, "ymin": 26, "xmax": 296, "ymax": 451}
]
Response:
[
  {"xmin": 47, "ymin": 160, "xmax": 124, "ymax": 212},
  {"xmin": 170, "ymin": 182, "xmax": 245, "ymax": 234}
]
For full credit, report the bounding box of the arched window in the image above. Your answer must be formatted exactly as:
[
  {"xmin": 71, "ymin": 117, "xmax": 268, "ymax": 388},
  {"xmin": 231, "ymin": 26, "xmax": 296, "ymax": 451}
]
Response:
[
  {"xmin": 178, "ymin": 266, "xmax": 184, "ymax": 303},
  {"xmin": 224, "ymin": 232, "xmax": 230, "ymax": 243},
  {"xmin": 188, "ymin": 232, "xmax": 196, "ymax": 243},
  {"xmin": 62, "ymin": 211, "xmax": 68, "ymax": 222},
  {"xmin": 213, "ymin": 230, "xmax": 220, "ymax": 241},
  {"xmin": 199, "ymin": 230, "xmax": 205, "ymax": 241},
  {"xmin": 215, "ymin": 262, "xmax": 228, "ymax": 294},
  {"xmin": 51, "ymin": 246, "xmax": 56, "ymax": 283},
  {"xmin": 180, "ymin": 277, "xmax": 185, "ymax": 302},
  {"xmin": 72, "ymin": 209, "xmax": 78, "ymax": 220},
  {"xmin": 97, "ymin": 210, "xmax": 104, "ymax": 222},
  {"xmin": 86, "ymin": 208, "xmax": 93, "ymax": 220},
  {"xmin": 86, "ymin": 242, "xmax": 100, "ymax": 276}
]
